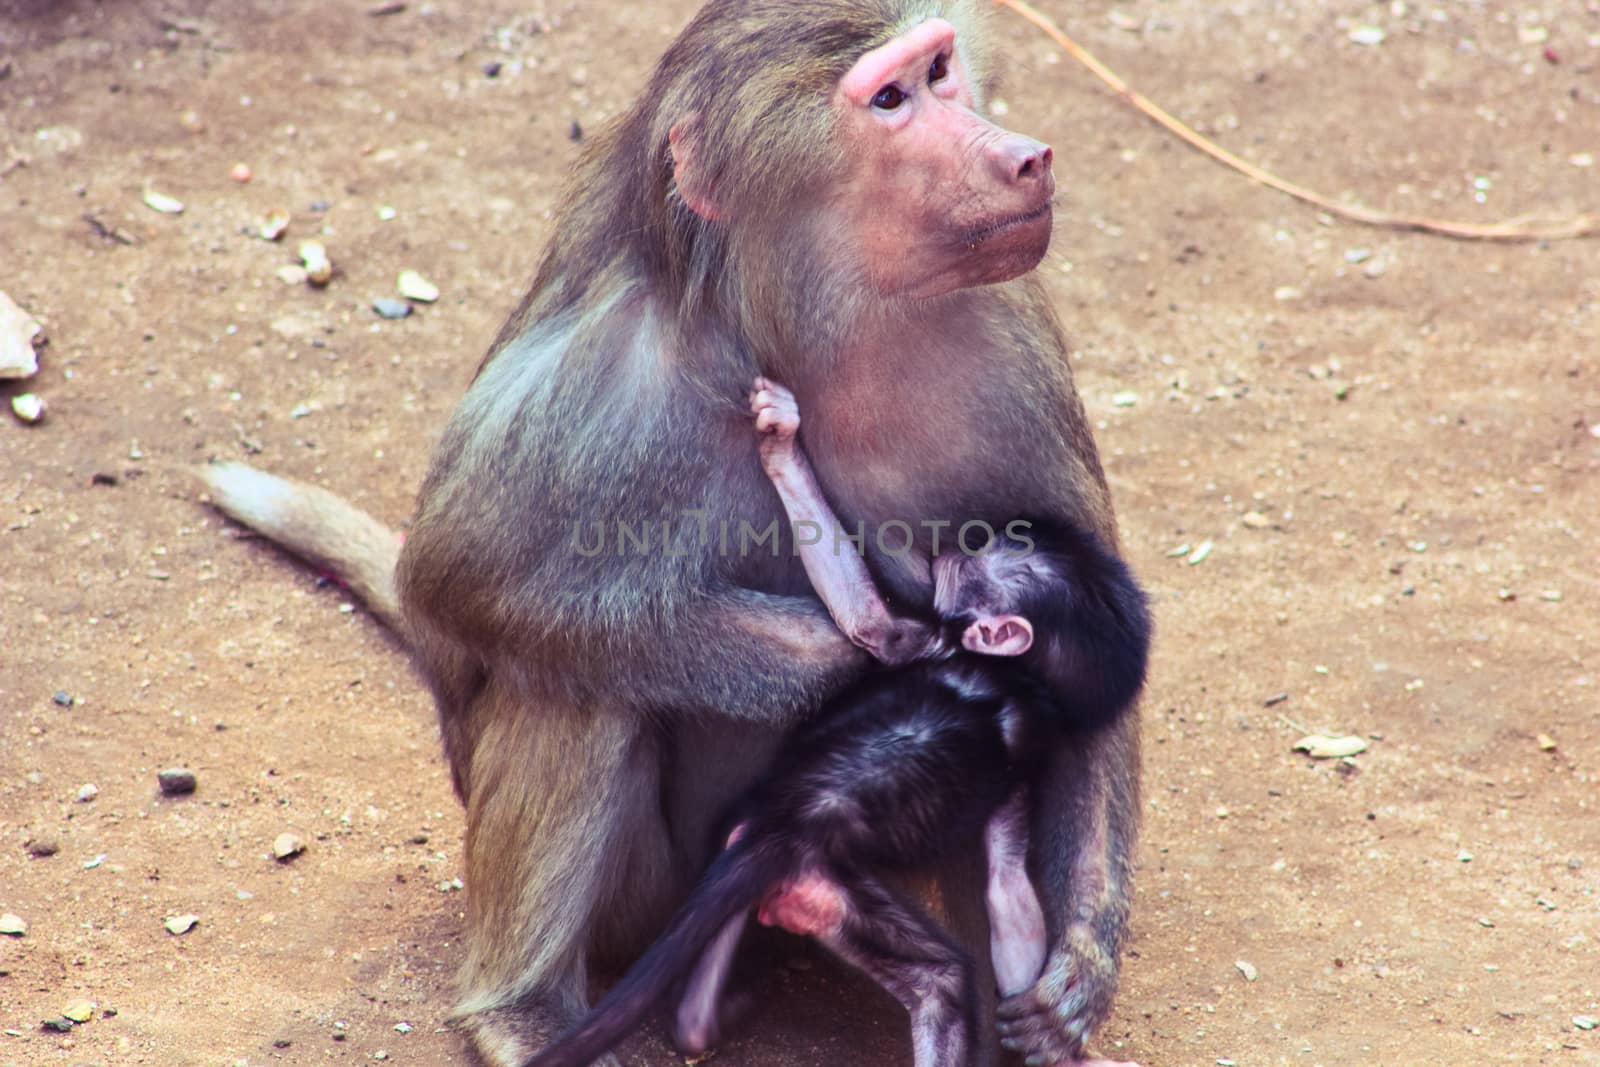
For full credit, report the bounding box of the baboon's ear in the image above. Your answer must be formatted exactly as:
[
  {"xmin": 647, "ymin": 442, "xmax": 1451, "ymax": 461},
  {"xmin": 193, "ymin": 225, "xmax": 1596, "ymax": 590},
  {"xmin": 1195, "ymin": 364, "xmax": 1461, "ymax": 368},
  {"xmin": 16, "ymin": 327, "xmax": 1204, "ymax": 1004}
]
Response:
[
  {"xmin": 669, "ymin": 119, "xmax": 721, "ymax": 221},
  {"xmin": 961, "ymin": 615, "xmax": 1034, "ymax": 658}
]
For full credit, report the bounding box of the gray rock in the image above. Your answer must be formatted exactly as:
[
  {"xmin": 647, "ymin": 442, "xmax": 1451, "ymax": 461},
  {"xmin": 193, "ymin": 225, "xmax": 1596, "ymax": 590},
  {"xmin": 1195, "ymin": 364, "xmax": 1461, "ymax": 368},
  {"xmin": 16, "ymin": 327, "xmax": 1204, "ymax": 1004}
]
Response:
[{"xmin": 158, "ymin": 767, "xmax": 197, "ymax": 795}]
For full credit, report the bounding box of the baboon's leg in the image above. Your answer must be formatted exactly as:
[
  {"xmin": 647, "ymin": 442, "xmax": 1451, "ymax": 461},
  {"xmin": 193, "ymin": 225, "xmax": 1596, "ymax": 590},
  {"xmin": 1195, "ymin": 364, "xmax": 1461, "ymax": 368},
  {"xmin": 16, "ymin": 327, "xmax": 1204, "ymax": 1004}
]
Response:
[{"xmin": 451, "ymin": 682, "xmax": 675, "ymax": 1067}]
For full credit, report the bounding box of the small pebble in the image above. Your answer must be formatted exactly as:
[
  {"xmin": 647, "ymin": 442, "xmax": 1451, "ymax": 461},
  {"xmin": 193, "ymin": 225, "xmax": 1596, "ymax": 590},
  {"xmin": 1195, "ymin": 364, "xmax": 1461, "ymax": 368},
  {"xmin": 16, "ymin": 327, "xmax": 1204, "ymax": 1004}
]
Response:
[
  {"xmin": 61, "ymin": 1001, "xmax": 94, "ymax": 1024},
  {"xmin": 82, "ymin": 853, "xmax": 105, "ymax": 869},
  {"xmin": 1344, "ymin": 248, "xmax": 1372, "ymax": 264},
  {"xmin": 1537, "ymin": 733, "xmax": 1557, "ymax": 752},
  {"xmin": 230, "ymin": 162, "xmax": 252, "ymax": 183},
  {"xmin": 1574, "ymin": 1015, "xmax": 1598, "ymax": 1031},
  {"xmin": 373, "ymin": 297, "xmax": 412, "ymax": 320},
  {"xmin": 1111, "ymin": 391, "xmax": 1138, "ymax": 408},
  {"xmin": 273, "ymin": 832, "xmax": 306, "ymax": 861},
  {"xmin": 1349, "ymin": 25, "xmax": 1387, "ymax": 45},
  {"xmin": 1540, "ymin": 589, "xmax": 1563, "ymax": 602},
  {"xmin": 276, "ymin": 265, "xmax": 309, "ymax": 286},
  {"xmin": 298, "ymin": 239, "xmax": 333, "ymax": 286},
  {"xmin": 568, "ymin": 120, "xmax": 583, "ymax": 142},
  {"xmin": 393, "ymin": 1022, "xmax": 413, "ymax": 1034},
  {"xmin": 1241, "ymin": 512, "xmax": 1270, "ymax": 529},
  {"xmin": 77, "ymin": 783, "xmax": 99, "ymax": 803},
  {"xmin": 1457, "ymin": 849, "xmax": 1473, "ymax": 863},
  {"xmin": 1187, "ymin": 540, "xmax": 1213, "ymax": 565},
  {"xmin": 40, "ymin": 1018, "xmax": 72, "ymax": 1033},
  {"xmin": 1235, "ymin": 960, "xmax": 1258, "ymax": 982},
  {"xmin": 1273, "ymin": 285, "xmax": 1303, "ymax": 302},
  {"xmin": 376, "ymin": 204, "xmax": 397, "ymax": 221},
  {"xmin": 26, "ymin": 838, "xmax": 59, "ymax": 858},
  {"xmin": 0, "ymin": 912, "xmax": 26, "ymax": 936},
  {"xmin": 1362, "ymin": 257, "xmax": 1388, "ymax": 280},
  {"xmin": 52, "ymin": 690, "xmax": 73, "ymax": 707},
  {"xmin": 1293, "ymin": 734, "xmax": 1368, "ymax": 759},
  {"xmin": 164, "ymin": 914, "xmax": 199, "ymax": 935},
  {"xmin": 10, "ymin": 392, "xmax": 44, "ymax": 423},
  {"xmin": 158, "ymin": 767, "xmax": 197, "ymax": 796},
  {"xmin": 397, "ymin": 269, "xmax": 440, "ymax": 303},
  {"xmin": 0, "ymin": 289, "xmax": 42, "ymax": 380},
  {"xmin": 142, "ymin": 188, "xmax": 185, "ymax": 214},
  {"xmin": 258, "ymin": 210, "xmax": 291, "ymax": 241}
]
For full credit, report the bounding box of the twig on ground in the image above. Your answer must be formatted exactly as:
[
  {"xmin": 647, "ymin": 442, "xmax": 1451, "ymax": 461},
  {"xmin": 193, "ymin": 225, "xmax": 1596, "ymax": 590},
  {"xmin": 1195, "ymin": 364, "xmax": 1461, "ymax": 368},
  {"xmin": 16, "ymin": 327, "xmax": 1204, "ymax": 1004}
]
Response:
[{"xmin": 996, "ymin": 0, "xmax": 1599, "ymax": 242}]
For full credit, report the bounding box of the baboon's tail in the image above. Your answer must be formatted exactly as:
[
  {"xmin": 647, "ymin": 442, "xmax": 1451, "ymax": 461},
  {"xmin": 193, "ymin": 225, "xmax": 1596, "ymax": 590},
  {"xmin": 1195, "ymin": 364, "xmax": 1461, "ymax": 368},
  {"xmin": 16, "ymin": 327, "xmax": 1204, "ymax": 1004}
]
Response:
[
  {"xmin": 197, "ymin": 462, "xmax": 405, "ymax": 632},
  {"xmin": 523, "ymin": 836, "xmax": 790, "ymax": 1067}
]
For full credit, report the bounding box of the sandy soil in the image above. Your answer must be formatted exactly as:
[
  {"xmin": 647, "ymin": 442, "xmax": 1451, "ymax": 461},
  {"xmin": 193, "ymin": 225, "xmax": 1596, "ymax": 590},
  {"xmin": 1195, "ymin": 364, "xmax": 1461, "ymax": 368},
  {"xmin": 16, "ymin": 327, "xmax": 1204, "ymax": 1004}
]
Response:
[{"xmin": 1, "ymin": 1, "xmax": 1597, "ymax": 1064}]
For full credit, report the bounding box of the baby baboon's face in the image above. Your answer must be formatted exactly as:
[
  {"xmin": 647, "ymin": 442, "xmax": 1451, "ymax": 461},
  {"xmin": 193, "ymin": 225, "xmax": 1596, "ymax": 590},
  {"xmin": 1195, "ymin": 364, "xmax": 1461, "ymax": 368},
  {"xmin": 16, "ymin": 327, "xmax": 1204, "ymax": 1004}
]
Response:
[{"xmin": 931, "ymin": 536, "xmax": 1045, "ymax": 623}]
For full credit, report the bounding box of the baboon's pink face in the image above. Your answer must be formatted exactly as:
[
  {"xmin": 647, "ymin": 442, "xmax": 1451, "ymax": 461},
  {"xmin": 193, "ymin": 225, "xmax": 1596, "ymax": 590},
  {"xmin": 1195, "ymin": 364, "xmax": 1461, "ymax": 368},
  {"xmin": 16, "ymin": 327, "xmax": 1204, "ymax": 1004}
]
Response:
[{"xmin": 832, "ymin": 19, "xmax": 1055, "ymax": 299}]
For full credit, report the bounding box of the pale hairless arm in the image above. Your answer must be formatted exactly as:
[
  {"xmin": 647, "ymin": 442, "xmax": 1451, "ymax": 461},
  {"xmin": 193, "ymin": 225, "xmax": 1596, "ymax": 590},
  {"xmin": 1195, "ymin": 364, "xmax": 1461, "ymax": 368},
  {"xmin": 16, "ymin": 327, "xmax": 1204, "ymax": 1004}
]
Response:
[{"xmin": 750, "ymin": 378, "xmax": 937, "ymax": 666}]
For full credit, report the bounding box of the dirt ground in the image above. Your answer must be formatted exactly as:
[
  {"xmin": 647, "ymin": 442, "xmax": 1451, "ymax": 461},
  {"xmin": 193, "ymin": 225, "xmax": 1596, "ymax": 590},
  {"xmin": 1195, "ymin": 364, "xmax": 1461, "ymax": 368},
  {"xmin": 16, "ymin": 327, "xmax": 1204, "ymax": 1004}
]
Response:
[{"xmin": 1, "ymin": 0, "xmax": 1596, "ymax": 1064}]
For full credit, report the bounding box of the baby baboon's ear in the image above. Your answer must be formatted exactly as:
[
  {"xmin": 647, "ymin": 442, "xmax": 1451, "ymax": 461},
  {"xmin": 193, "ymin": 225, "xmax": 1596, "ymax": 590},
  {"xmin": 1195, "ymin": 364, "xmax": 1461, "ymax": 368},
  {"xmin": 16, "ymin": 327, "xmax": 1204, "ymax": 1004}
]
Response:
[{"xmin": 961, "ymin": 615, "xmax": 1033, "ymax": 657}]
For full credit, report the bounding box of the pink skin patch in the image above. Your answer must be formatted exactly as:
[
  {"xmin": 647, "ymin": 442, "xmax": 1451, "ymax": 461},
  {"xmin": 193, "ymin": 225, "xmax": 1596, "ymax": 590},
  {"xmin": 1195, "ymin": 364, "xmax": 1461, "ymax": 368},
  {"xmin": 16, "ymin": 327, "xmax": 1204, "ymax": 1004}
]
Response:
[
  {"xmin": 724, "ymin": 824, "xmax": 845, "ymax": 937},
  {"xmin": 756, "ymin": 874, "xmax": 846, "ymax": 937}
]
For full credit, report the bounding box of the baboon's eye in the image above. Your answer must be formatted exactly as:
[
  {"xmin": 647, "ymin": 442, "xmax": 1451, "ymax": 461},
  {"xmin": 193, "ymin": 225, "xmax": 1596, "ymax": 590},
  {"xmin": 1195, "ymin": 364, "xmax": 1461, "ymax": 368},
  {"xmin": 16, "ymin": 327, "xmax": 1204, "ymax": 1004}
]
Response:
[
  {"xmin": 871, "ymin": 84, "xmax": 907, "ymax": 111},
  {"xmin": 929, "ymin": 52, "xmax": 950, "ymax": 84}
]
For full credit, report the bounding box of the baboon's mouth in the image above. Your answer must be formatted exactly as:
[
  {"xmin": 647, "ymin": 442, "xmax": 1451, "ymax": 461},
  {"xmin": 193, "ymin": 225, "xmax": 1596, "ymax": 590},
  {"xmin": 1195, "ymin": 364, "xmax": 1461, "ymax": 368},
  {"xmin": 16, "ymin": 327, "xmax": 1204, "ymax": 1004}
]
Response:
[{"xmin": 963, "ymin": 201, "xmax": 1053, "ymax": 247}]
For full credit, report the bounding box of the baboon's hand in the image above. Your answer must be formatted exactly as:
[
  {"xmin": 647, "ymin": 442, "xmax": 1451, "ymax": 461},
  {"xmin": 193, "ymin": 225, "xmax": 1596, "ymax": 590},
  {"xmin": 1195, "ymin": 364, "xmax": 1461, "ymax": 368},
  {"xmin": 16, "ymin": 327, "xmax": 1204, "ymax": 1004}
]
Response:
[
  {"xmin": 750, "ymin": 377, "xmax": 800, "ymax": 467},
  {"xmin": 864, "ymin": 616, "xmax": 943, "ymax": 667},
  {"xmin": 996, "ymin": 933, "xmax": 1120, "ymax": 1066}
]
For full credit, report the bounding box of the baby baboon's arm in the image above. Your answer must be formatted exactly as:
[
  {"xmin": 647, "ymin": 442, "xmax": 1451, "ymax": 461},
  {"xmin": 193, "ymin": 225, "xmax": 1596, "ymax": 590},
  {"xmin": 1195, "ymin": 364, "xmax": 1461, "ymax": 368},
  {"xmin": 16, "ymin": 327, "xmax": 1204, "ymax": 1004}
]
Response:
[{"xmin": 751, "ymin": 378, "xmax": 935, "ymax": 666}]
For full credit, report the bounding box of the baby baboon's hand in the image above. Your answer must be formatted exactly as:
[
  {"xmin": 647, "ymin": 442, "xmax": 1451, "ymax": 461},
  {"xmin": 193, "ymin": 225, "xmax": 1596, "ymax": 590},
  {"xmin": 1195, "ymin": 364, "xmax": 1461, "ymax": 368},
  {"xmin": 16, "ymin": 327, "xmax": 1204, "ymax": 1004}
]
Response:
[
  {"xmin": 750, "ymin": 377, "xmax": 800, "ymax": 468},
  {"xmin": 857, "ymin": 616, "xmax": 943, "ymax": 667}
]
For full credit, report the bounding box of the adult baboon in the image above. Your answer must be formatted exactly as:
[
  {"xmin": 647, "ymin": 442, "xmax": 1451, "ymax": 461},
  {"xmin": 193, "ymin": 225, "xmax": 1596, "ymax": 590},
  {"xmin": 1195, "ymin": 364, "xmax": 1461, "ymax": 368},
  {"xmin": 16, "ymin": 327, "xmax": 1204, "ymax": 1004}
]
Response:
[{"xmin": 203, "ymin": 2, "xmax": 1144, "ymax": 1064}]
